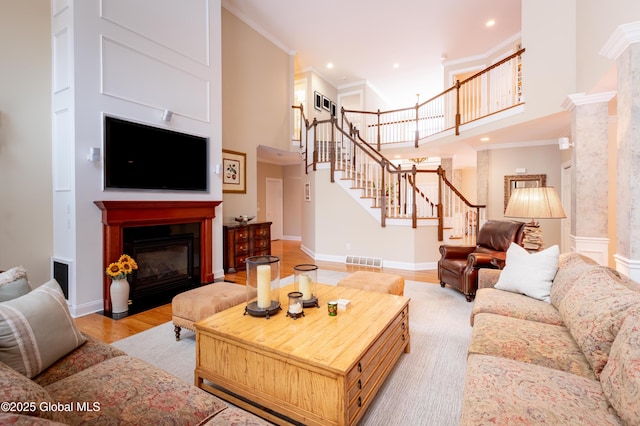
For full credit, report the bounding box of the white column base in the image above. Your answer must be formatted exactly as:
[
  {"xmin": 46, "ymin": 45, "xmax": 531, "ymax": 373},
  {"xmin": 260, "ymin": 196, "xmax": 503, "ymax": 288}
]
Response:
[
  {"xmin": 570, "ymin": 235, "xmax": 609, "ymax": 266},
  {"xmin": 613, "ymin": 254, "xmax": 640, "ymax": 282}
]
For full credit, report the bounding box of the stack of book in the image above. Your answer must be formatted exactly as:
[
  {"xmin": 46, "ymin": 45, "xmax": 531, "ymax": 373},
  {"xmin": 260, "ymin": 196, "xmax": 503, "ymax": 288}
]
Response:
[{"xmin": 522, "ymin": 223, "xmax": 543, "ymax": 251}]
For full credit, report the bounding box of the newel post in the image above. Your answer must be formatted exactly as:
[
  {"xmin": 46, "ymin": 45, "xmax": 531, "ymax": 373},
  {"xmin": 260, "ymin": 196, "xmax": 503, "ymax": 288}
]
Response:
[
  {"xmin": 437, "ymin": 166, "xmax": 444, "ymax": 241},
  {"xmin": 376, "ymin": 109, "xmax": 381, "ymax": 151},
  {"xmin": 412, "ymin": 165, "xmax": 418, "ymax": 228},
  {"xmin": 455, "ymin": 80, "xmax": 461, "ymax": 136},
  {"xmin": 380, "ymin": 159, "xmax": 387, "ymax": 227},
  {"xmin": 415, "ymin": 103, "xmax": 420, "ymax": 148}
]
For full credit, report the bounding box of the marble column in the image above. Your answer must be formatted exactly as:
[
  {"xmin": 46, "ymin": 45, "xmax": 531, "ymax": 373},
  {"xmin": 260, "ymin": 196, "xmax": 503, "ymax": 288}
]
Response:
[
  {"xmin": 440, "ymin": 157, "xmax": 453, "ymax": 181},
  {"xmin": 476, "ymin": 150, "xmax": 489, "ymax": 207},
  {"xmin": 601, "ymin": 22, "xmax": 640, "ymax": 281},
  {"xmin": 562, "ymin": 92, "xmax": 614, "ymax": 265}
]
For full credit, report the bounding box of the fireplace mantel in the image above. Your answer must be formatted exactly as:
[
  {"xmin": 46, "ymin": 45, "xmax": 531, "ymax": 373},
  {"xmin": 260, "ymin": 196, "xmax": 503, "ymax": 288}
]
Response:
[{"xmin": 95, "ymin": 200, "xmax": 222, "ymax": 312}]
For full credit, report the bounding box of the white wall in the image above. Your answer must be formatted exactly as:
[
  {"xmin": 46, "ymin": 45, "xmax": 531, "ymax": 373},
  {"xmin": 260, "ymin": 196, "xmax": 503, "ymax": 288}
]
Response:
[
  {"xmin": 221, "ymin": 8, "xmax": 291, "ymax": 223},
  {"xmin": 308, "ymin": 168, "xmax": 441, "ymax": 269},
  {"xmin": 0, "ymin": 1, "xmax": 52, "ymax": 286},
  {"xmin": 576, "ymin": 0, "xmax": 640, "ymax": 92},
  {"xmin": 51, "ymin": 0, "xmax": 223, "ymax": 315}
]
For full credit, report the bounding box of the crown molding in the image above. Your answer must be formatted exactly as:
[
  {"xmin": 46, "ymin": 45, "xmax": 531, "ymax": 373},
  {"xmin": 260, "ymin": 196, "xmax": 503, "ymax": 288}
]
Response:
[
  {"xmin": 222, "ymin": 0, "xmax": 295, "ymax": 56},
  {"xmin": 442, "ymin": 32, "xmax": 522, "ymax": 67},
  {"xmin": 600, "ymin": 21, "xmax": 640, "ymax": 60},
  {"xmin": 561, "ymin": 91, "xmax": 617, "ymax": 111}
]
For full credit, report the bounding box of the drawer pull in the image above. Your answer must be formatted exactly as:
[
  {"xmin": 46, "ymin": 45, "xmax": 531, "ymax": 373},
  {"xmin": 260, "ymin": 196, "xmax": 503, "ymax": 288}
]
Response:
[
  {"xmin": 357, "ymin": 397, "xmax": 362, "ymax": 407},
  {"xmin": 358, "ymin": 362, "xmax": 362, "ymax": 372},
  {"xmin": 401, "ymin": 322, "xmax": 405, "ymax": 330},
  {"xmin": 402, "ymin": 334, "xmax": 406, "ymax": 341},
  {"xmin": 358, "ymin": 379, "xmax": 362, "ymax": 389}
]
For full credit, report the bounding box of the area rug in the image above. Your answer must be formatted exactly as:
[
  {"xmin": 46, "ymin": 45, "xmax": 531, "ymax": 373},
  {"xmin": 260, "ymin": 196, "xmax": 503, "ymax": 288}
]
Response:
[{"xmin": 112, "ymin": 271, "xmax": 473, "ymax": 426}]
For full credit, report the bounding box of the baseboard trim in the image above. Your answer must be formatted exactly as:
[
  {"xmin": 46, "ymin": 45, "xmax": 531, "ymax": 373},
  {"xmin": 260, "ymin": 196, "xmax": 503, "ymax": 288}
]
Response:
[
  {"xmin": 69, "ymin": 299, "xmax": 104, "ymax": 318},
  {"xmin": 300, "ymin": 245, "xmax": 437, "ymax": 271},
  {"xmin": 613, "ymin": 253, "xmax": 640, "ymax": 282},
  {"xmin": 571, "ymin": 235, "xmax": 608, "ymax": 266}
]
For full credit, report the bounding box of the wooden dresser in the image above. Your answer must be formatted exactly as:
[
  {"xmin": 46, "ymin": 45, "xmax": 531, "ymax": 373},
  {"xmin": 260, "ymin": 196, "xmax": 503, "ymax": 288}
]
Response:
[{"xmin": 223, "ymin": 221, "xmax": 271, "ymax": 273}]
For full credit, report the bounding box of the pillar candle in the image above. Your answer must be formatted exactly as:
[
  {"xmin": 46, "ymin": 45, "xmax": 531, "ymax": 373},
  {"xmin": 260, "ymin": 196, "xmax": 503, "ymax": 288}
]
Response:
[
  {"xmin": 257, "ymin": 265, "xmax": 271, "ymax": 309},
  {"xmin": 299, "ymin": 274, "xmax": 312, "ymax": 300}
]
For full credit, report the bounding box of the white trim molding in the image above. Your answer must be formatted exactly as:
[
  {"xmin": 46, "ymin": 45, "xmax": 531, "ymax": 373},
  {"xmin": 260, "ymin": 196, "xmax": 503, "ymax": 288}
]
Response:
[
  {"xmin": 613, "ymin": 254, "xmax": 640, "ymax": 282},
  {"xmin": 562, "ymin": 92, "xmax": 617, "ymax": 111},
  {"xmin": 600, "ymin": 21, "xmax": 640, "ymax": 60},
  {"xmin": 571, "ymin": 235, "xmax": 609, "ymax": 266}
]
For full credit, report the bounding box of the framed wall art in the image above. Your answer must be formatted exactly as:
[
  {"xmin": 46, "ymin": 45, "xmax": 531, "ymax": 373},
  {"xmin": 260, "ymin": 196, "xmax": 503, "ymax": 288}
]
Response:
[
  {"xmin": 504, "ymin": 173, "xmax": 546, "ymax": 211},
  {"xmin": 222, "ymin": 149, "xmax": 246, "ymax": 194},
  {"xmin": 331, "ymin": 102, "xmax": 337, "ymax": 117},
  {"xmin": 322, "ymin": 96, "xmax": 331, "ymax": 111},
  {"xmin": 314, "ymin": 91, "xmax": 322, "ymax": 111}
]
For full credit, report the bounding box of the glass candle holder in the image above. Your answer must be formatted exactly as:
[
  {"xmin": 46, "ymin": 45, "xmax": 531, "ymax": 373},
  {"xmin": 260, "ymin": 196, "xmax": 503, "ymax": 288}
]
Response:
[
  {"xmin": 286, "ymin": 291, "xmax": 304, "ymax": 319},
  {"xmin": 293, "ymin": 264, "xmax": 319, "ymax": 308},
  {"xmin": 245, "ymin": 255, "xmax": 281, "ymax": 319}
]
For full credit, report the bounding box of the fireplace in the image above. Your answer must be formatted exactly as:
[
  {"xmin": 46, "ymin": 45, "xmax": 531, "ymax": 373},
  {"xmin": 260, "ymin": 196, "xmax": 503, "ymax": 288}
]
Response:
[
  {"xmin": 95, "ymin": 201, "xmax": 222, "ymax": 314},
  {"xmin": 124, "ymin": 224, "xmax": 198, "ymax": 309}
]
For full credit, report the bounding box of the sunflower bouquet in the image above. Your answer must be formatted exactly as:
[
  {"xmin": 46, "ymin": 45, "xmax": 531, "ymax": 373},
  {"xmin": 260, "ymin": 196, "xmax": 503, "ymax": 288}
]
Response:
[{"xmin": 105, "ymin": 254, "xmax": 138, "ymax": 280}]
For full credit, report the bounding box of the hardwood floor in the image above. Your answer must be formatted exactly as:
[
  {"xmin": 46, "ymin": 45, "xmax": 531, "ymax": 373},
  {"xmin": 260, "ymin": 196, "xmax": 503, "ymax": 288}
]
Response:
[{"xmin": 75, "ymin": 240, "xmax": 440, "ymax": 343}]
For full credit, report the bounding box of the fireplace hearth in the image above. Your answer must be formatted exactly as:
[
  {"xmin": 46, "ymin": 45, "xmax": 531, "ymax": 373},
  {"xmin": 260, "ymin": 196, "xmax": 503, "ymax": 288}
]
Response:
[{"xmin": 95, "ymin": 200, "xmax": 222, "ymax": 315}]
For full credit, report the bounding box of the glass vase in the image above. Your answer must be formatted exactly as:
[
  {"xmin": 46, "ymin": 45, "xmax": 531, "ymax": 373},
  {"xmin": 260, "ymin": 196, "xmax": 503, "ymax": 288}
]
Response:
[
  {"xmin": 245, "ymin": 255, "xmax": 281, "ymax": 318},
  {"xmin": 294, "ymin": 264, "xmax": 319, "ymax": 308}
]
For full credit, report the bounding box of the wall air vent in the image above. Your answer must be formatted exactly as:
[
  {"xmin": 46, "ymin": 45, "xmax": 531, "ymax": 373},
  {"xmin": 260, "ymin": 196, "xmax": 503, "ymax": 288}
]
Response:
[{"xmin": 345, "ymin": 256, "xmax": 382, "ymax": 268}]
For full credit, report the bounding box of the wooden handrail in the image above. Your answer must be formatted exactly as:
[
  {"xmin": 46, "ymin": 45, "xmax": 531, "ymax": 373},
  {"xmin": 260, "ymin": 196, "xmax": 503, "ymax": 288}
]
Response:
[
  {"xmin": 458, "ymin": 47, "xmax": 526, "ymax": 86},
  {"xmin": 339, "ymin": 48, "xmax": 525, "ymax": 145}
]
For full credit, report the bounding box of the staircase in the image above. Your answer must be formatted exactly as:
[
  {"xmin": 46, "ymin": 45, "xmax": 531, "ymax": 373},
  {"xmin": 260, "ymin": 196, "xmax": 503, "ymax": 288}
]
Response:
[
  {"xmin": 291, "ymin": 49, "xmax": 527, "ymax": 242},
  {"xmin": 296, "ymin": 114, "xmax": 484, "ymax": 242}
]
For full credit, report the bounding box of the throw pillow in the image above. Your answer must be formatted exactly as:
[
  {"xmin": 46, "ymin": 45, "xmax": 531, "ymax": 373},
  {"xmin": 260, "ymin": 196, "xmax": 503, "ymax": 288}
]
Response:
[
  {"xmin": 0, "ymin": 279, "xmax": 86, "ymax": 378},
  {"xmin": 0, "ymin": 266, "xmax": 31, "ymax": 302},
  {"xmin": 494, "ymin": 243, "xmax": 560, "ymax": 303}
]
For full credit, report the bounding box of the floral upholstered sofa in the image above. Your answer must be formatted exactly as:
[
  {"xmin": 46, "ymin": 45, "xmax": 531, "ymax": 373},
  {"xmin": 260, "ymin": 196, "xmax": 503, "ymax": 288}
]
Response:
[
  {"xmin": 0, "ymin": 267, "xmax": 270, "ymax": 425},
  {"xmin": 460, "ymin": 251, "xmax": 640, "ymax": 425}
]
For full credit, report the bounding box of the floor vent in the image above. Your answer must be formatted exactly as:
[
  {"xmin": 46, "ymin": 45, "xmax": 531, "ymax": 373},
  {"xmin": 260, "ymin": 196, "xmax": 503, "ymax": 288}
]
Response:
[{"xmin": 345, "ymin": 256, "xmax": 383, "ymax": 268}]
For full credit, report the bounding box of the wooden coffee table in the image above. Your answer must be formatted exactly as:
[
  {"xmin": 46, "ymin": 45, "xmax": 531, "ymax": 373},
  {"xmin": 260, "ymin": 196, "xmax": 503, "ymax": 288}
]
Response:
[{"xmin": 195, "ymin": 283, "xmax": 410, "ymax": 426}]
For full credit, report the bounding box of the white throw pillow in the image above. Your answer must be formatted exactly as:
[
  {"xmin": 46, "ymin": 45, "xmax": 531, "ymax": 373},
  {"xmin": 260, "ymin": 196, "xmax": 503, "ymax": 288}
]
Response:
[{"xmin": 494, "ymin": 243, "xmax": 560, "ymax": 303}]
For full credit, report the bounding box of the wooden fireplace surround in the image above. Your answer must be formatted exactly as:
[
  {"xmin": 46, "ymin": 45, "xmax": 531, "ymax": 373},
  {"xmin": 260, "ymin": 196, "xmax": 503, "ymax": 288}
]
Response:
[{"xmin": 95, "ymin": 200, "xmax": 222, "ymax": 313}]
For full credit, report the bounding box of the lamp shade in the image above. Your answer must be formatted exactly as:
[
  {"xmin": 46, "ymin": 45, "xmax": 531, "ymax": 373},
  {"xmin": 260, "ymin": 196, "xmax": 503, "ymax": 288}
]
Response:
[{"xmin": 505, "ymin": 187, "xmax": 566, "ymax": 219}]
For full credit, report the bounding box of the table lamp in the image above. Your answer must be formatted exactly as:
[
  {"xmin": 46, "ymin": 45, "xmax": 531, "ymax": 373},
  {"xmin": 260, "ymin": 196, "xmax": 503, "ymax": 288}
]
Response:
[{"xmin": 504, "ymin": 187, "xmax": 566, "ymax": 250}]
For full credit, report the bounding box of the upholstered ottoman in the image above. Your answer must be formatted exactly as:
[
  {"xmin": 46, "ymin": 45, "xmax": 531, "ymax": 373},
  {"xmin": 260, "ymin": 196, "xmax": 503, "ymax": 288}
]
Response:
[
  {"xmin": 337, "ymin": 271, "xmax": 405, "ymax": 296},
  {"xmin": 172, "ymin": 282, "xmax": 252, "ymax": 340}
]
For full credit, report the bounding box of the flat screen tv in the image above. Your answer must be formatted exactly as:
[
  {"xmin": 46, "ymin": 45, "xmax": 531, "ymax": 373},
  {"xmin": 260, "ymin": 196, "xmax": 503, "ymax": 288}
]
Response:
[{"xmin": 104, "ymin": 116, "xmax": 208, "ymax": 191}]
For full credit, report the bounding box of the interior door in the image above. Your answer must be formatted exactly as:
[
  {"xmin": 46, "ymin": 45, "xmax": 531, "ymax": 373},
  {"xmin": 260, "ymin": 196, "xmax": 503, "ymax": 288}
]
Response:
[{"xmin": 265, "ymin": 178, "xmax": 283, "ymax": 240}]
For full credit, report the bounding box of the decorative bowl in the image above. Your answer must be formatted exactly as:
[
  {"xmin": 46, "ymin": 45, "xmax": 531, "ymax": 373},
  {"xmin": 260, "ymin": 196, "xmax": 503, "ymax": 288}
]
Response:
[{"xmin": 234, "ymin": 216, "xmax": 255, "ymax": 224}]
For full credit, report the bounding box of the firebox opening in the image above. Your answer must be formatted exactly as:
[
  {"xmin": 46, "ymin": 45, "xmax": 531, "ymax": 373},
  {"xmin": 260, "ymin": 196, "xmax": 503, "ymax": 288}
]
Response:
[{"xmin": 122, "ymin": 223, "xmax": 201, "ymax": 314}]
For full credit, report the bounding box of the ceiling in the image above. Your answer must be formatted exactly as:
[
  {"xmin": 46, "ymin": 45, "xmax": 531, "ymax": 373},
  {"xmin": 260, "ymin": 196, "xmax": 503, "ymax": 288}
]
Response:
[
  {"xmin": 223, "ymin": 0, "xmax": 522, "ymax": 108},
  {"xmin": 223, "ymin": 0, "xmax": 576, "ymax": 167}
]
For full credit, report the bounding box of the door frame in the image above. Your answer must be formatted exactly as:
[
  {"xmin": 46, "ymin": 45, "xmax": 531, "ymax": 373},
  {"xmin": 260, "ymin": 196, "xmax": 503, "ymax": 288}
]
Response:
[{"xmin": 265, "ymin": 177, "xmax": 283, "ymax": 240}]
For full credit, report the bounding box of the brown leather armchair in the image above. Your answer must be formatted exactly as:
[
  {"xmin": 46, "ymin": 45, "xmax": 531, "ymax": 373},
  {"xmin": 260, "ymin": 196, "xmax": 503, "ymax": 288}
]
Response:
[{"xmin": 438, "ymin": 220, "xmax": 525, "ymax": 302}]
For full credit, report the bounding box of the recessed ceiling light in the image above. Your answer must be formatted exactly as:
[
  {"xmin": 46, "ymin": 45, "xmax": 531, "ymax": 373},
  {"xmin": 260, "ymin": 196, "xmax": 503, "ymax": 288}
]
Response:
[
  {"xmin": 486, "ymin": 19, "xmax": 495, "ymax": 27},
  {"xmin": 480, "ymin": 137, "xmax": 490, "ymax": 142},
  {"xmin": 327, "ymin": 63, "xmax": 334, "ymax": 69},
  {"xmin": 393, "ymin": 63, "xmax": 399, "ymax": 69}
]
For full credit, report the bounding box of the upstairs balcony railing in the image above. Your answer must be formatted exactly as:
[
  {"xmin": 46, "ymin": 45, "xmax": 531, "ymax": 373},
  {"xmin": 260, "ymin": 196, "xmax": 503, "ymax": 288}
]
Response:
[{"xmin": 336, "ymin": 48, "xmax": 525, "ymax": 150}]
